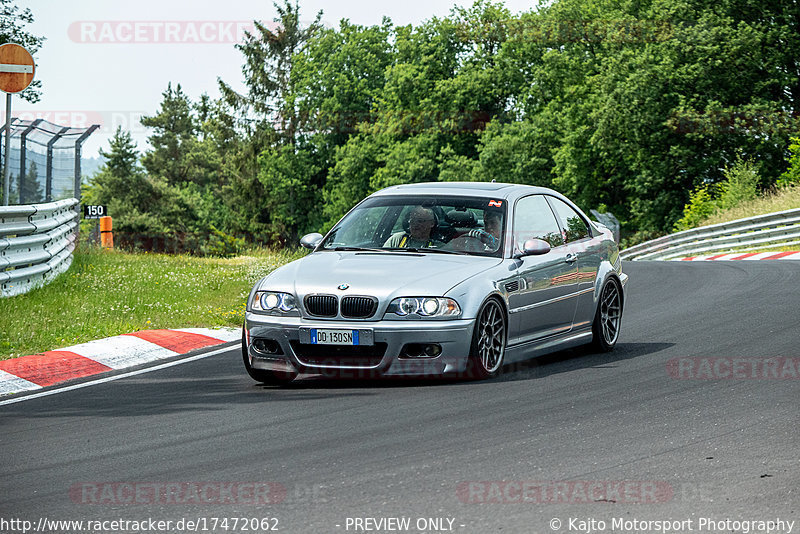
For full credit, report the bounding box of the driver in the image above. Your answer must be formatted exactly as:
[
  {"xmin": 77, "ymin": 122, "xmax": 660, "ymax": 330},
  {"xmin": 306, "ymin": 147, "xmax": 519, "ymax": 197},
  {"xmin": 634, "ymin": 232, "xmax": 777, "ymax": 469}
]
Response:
[
  {"xmin": 466, "ymin": 209, "xmax": 503, "ymax": 251},
  {"xmin": 384, "ymin": 206, "xmax": 443, "ymax": 248}
]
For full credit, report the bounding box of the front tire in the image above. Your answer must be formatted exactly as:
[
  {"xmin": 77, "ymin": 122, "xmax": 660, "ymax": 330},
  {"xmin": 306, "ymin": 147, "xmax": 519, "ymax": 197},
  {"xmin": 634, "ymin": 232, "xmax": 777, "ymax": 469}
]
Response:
[
  {"xmin": 592, "ymin": 278, "xmax": 622, "ymax": 352},
  {"xmin": 465, "ymin": 298, "xmax": 506, "ymax": 380},
  {"xmin": 242, "ymin": 326, "xmax": 297, "ymax": 385}
]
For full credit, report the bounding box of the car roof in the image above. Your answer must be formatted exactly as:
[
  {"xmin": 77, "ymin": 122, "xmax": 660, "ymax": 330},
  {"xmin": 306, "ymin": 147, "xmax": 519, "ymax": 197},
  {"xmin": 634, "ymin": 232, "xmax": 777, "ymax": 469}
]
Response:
[{"xmin": 371, "ymin": 182, "xmax": 560, "ymax": 200}]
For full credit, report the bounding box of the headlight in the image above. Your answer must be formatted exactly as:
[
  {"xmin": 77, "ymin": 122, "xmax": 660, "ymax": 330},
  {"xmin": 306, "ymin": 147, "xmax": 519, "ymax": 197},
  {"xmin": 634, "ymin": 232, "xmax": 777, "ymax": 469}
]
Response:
[
  {"xmin": 252, "ymin": 291, "xmax": 297, "ymax": 313},
  {"xmin": 385, "ymin": 297, "xmax": 461, "ymax": 318},
  {"xmin": 398, "ymin": 298, "xmax": 418, "ymax": 316},
  {"xmin": 421, "ymin": 298, "xmax": 440, "ymax": 315},
  {"xmin": 278, "ymin": 294, "xmax": 295, "ymax": 312}
]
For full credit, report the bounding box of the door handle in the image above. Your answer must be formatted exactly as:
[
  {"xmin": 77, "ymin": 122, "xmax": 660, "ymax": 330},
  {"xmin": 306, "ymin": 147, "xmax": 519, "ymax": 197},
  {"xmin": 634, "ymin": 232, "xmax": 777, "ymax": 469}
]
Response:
[{"xmin": 565, "ymin": 253, "xmax": 577, "ymax": 263}]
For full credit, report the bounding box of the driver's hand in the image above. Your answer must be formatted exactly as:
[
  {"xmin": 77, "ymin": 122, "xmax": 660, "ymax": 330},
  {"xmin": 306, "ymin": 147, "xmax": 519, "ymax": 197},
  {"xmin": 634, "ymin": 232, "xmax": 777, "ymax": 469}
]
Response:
[{"xmin": 466, "ymin": 229, "xmax": 498, "ymax": 248}]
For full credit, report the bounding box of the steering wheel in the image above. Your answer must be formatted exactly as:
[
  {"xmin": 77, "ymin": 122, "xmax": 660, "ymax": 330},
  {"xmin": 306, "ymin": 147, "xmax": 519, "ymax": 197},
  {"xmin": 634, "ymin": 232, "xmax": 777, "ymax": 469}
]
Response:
[
  {"xmin": 443, "ymin": 234, "xmax": 482, "ymax": 252},
  {"xmin": 467, "ymin": 229, "xmax": 498, "ymax": 249}
]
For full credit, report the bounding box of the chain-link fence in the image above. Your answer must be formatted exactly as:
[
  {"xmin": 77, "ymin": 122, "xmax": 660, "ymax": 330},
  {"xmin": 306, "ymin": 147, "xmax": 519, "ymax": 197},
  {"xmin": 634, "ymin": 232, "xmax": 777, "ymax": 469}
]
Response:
[{"xmin": 1, "ymin": 118, "xmax": 98, "ymax": 205}]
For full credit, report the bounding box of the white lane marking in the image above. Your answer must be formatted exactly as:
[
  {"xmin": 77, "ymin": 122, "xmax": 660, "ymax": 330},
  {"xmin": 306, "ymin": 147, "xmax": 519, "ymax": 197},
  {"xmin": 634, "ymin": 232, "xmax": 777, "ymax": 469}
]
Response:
[
  {"xmin": 58, "ymin": 335, "xmax": 179, "ymax": 369},
  {"xmin": 174, "ymin": 327, "xmax": 239, "ymax": 341},
  {"xmin": 0, "ymin": 370, "xmax": 41, "ymax": 395},
  {"xmin": 676, "ymin": 252, "xmax": 800, "ymax": 261},
  {"xmin": 0, "ymin": 344, "xmax": 239, "ymax": 407}
]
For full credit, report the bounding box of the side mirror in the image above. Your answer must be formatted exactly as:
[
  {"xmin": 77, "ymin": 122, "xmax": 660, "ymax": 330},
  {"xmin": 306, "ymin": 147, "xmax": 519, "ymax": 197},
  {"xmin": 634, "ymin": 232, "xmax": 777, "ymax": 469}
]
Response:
[
  {"xmin": 300, "ymin": 232, "xmax": 324, "ymax": 250},
  {"xmin": 514, "ymin": 238, "xmax": 551, "ymax": 258}
]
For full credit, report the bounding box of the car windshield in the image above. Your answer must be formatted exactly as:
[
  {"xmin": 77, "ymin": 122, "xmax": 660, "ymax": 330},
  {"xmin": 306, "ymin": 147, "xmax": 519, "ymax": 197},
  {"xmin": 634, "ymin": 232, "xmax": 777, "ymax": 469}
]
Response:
[{"xmin": 320, "ymin": 195, "xmax": 507, "ymax": 257}]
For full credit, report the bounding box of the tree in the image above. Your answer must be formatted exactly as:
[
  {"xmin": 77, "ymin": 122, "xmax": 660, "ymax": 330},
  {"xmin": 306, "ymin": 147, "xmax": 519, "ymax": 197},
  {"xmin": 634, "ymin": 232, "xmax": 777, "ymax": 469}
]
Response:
[
  {"xmin": 219, "ymin": 0, "xmax": 323, "ymax": 144},
  {"xmin": 217, "ymin": 1, "xmax": 325, "ymax": 244},
  {"xmin": 0, "ymin": 0, "xmax": 45, "ymax": 102},
  {"xmin": 83, "ymin": 127, "xmax": 162, "ymax": 236},
  {"xmin": 20, "ymin": 161, "xmax": 42, "ymax": 203},
  {"xmin": 138, "ymin": 85, "xmax": 242, "ymax": 246},
  {"xmin": 481, "ymin": 0, "xmax": 800, "ymax": 237},
  {"xmin": 778, "ymin": 137, "xmax": 800, "ymax": 187},
  {"xmin": 320, "ymin": 3, "xmax": 520, "ymax": 226},
  {"xmin": 291, "ymin": 19, "xmax": 394, "ymax": 228},
  {"xmin": 5, "ymin": 172, "xmax": 17, "ymax": 203},
  {"xmin": 96, "ymin": 0, "xmax": 800, "ymax": 247},
  {"xmin": 99, "ymin": 127, "xmax": 140, "ymax": 184},
  {"xmin": 140, "ymin": 83, "xmax": 198, "ymax": 187},
  {"xmin": 257, "ymin": 143, "xmax": 320, "ymax": 244}
]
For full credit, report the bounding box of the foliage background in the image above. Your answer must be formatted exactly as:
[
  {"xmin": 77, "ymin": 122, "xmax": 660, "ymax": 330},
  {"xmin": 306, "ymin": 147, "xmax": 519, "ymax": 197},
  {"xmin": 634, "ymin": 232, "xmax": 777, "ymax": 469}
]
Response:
[{"xmin": 73, "ymin": 0, "xmax": 800, "ymax": 250}]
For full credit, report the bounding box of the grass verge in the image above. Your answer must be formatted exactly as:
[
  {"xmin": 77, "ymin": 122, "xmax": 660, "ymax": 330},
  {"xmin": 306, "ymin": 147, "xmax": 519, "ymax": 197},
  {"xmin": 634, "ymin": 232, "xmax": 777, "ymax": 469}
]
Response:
[
  {"xmin": 698, "ymin": 185, "xmax": 800, "ymax": 227},
  {"xmin": 0, "ymin": 246, "xmax": 303, "ymax": 361}
]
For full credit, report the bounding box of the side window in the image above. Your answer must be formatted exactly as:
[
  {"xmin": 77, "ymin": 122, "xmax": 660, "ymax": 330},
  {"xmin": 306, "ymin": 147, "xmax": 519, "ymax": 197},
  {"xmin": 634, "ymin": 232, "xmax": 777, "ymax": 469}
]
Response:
[
  {"xmin": 513, "ymin": 195, "xmax": 565, "ymax": 249},
  {"xmin": 547, "ymin": 197, "xmax": 590, "ymax": 242}
]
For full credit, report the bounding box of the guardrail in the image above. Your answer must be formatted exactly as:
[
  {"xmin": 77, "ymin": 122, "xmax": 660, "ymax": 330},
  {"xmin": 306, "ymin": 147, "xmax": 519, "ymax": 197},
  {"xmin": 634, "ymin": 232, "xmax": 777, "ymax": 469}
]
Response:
[
  {"xmin": 620, "ymin": 207, "xmax": 800, "ymax": 261},
  {"xmin": 0, "ymin": 198, "xmax": 79, "ymax": 297}
]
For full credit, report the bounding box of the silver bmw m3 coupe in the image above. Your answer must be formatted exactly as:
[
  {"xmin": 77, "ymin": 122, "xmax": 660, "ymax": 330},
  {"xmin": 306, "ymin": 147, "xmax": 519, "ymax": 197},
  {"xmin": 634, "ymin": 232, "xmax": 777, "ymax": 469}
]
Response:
[{"xmin": 243, "ymin": 182, "xmax": 628, "ymax": 384}]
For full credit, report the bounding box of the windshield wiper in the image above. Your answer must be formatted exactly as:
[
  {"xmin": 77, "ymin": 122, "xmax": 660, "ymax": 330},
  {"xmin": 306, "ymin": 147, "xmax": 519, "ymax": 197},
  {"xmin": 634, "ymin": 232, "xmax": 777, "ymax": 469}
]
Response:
[
  {"xmin": 332, "ymin": 246, "xmax": 386, "ymax": 252},
  {"xmin": 382, "ymin": 247, "xmax": 427, "ymax": 253},
  {"xmin": 383, "ymin": 247, "xmax": 469, "ymax": 255},
  {"xmin": 418, "ymin": 247, "xmax": 470, "ymax": 255}
]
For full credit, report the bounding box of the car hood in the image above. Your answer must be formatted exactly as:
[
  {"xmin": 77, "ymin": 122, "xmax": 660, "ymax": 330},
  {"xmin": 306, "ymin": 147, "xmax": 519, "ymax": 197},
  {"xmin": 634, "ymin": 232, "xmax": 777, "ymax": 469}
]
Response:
[{"xmin": 259, "ymin": 251, "xmax": 502, "ymax": 300}]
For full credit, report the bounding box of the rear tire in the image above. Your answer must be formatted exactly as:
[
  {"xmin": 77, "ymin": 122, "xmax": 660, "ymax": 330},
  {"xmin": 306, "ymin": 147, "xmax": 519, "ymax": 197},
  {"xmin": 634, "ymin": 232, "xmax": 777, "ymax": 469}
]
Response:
[
  {"xmin": 464, "ymin": 298, "xmax": 506, "ymax": 380},
  {"xmin": 592, "ymin": 278, "xmax": 622, "ymax": 352},
  {"xmin": 242, "ymin": 326, "xmax": 297, "ymax": 385}
]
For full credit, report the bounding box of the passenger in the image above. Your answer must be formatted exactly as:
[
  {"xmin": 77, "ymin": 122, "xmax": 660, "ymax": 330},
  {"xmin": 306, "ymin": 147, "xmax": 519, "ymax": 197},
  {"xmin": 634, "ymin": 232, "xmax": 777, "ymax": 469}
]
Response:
[{"xmin": 384, "ymin": 206, "xmax": 443, "ymax": 248}]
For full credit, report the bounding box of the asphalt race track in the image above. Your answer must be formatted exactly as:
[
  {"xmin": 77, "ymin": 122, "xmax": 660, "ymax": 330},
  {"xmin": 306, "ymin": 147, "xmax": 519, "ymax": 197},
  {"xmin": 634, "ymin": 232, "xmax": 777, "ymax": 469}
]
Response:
[{"xmin": 1, "ymin": 261, "xmax": 798, "ymax": 534}]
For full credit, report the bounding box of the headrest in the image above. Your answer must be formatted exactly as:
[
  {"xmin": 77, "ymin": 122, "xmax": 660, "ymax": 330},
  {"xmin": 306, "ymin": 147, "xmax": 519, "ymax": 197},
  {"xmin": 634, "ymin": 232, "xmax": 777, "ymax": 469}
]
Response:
[{"xmin": 445, "ymin": 210, "xmax": 477, "ymax": 227}]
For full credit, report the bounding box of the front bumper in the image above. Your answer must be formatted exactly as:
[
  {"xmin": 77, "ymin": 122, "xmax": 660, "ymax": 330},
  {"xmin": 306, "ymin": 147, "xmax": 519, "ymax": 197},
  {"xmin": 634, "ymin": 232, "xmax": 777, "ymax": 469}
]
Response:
[{"xmin": 244, "ymin": 312, "xmax": 476, "ymax": 377}]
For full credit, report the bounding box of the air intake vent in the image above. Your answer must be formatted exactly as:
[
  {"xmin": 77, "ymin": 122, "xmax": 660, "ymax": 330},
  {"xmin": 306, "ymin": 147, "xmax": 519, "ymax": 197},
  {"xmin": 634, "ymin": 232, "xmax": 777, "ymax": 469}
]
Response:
[
  {"xmin": 505, "ymin": 281, "xmax": 520, "ymax": 293},
  {"xmin": 341, "ymin": 296, "xmax": 378, "ymax": 318},
  {"xmin": 290, "ymin": 341, "xmax": 387, "ymax": 368},
  {"xmin": 305, "ymin": 295, "xmax": 337, "ymax": 317}
]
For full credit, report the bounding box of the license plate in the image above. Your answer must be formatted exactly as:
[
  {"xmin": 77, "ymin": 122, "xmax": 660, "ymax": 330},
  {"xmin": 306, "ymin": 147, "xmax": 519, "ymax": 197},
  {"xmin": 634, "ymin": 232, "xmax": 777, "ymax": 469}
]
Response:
[{"xmin": 310, "ymin": 329, "xmax": 359, "ymax": 345}]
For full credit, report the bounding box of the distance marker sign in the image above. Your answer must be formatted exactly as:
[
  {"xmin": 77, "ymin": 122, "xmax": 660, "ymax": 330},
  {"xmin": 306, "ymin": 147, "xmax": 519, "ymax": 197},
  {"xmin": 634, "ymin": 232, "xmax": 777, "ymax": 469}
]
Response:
[
  {"xmin": 83, "ymin": 205, "xmax": 108, "ymax": 219},
  {"xmin": 0, "ymin": 43, "xmax": 36, "ymax": 94}
]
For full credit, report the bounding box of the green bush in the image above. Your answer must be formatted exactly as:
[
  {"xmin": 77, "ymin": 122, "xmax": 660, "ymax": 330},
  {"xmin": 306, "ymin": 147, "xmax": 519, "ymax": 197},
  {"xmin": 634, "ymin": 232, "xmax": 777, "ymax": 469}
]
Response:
[
  {"xmin": 675, "ymin": 156, "xmax": 761, "ymax": 231},
  {"xmin": 717, "ymin": 156, "xmax": 760, "ymax": 211},
  {"xmin": 201, "ymin": 226, "xmax": 246, "ymax": 257},
  {"xmin": 674, "ymin": 184, "xmax": 718, "ymax": 231},
  {"xmin": 777, "ymin": 137, "xmax": 800, "ymax": 188}
]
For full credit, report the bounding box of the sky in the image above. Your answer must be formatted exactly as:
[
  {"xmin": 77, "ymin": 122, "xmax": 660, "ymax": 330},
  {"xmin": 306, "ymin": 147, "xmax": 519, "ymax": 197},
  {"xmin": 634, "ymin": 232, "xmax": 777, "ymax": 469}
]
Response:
[{"xmin": 11, "ymin": 0, "xmax": 537, "ymax": 158}]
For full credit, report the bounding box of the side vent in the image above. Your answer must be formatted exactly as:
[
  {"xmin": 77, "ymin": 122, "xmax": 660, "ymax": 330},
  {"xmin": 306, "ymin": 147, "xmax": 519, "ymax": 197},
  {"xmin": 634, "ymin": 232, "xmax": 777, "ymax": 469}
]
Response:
[{"xmin": 504, "ymin": 281, "xmax": 520, "ymax": 293}]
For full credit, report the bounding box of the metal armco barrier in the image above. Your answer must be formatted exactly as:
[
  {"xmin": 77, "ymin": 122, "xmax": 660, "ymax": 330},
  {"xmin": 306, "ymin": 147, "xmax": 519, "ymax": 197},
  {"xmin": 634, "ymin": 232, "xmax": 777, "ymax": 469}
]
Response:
[
  {"xmin": 0, "ymin": 198, "xmax": 79, "ymax": 297},
  {"xmin": 621, "ymin": 207, "xmax": 800, "ymax": 261}
]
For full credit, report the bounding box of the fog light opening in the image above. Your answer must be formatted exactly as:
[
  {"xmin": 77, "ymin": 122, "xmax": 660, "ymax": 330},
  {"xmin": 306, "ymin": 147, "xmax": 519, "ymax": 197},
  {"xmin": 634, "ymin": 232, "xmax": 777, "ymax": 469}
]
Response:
[
  {"xmin": 253, "ymin": 338, "xmax": 283, "ymax": 355},
  {"xmin": 400, "ymin": 343, "xmax": 442, "ymax": 359},
  {"xmin": 424, "ymin": 343, "xmax": 442, "ymax": 357}
]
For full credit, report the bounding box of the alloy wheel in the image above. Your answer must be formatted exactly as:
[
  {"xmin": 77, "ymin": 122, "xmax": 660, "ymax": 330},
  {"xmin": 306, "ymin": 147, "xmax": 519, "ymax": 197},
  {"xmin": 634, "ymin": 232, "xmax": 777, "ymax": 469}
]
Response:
[
  {"xmin": 599, "ymin": 281, "xmax": 621, "ymax": 346},
  {"xmin": 476, "ymin": 300, "xmax": 505, "ymax": 374}
]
